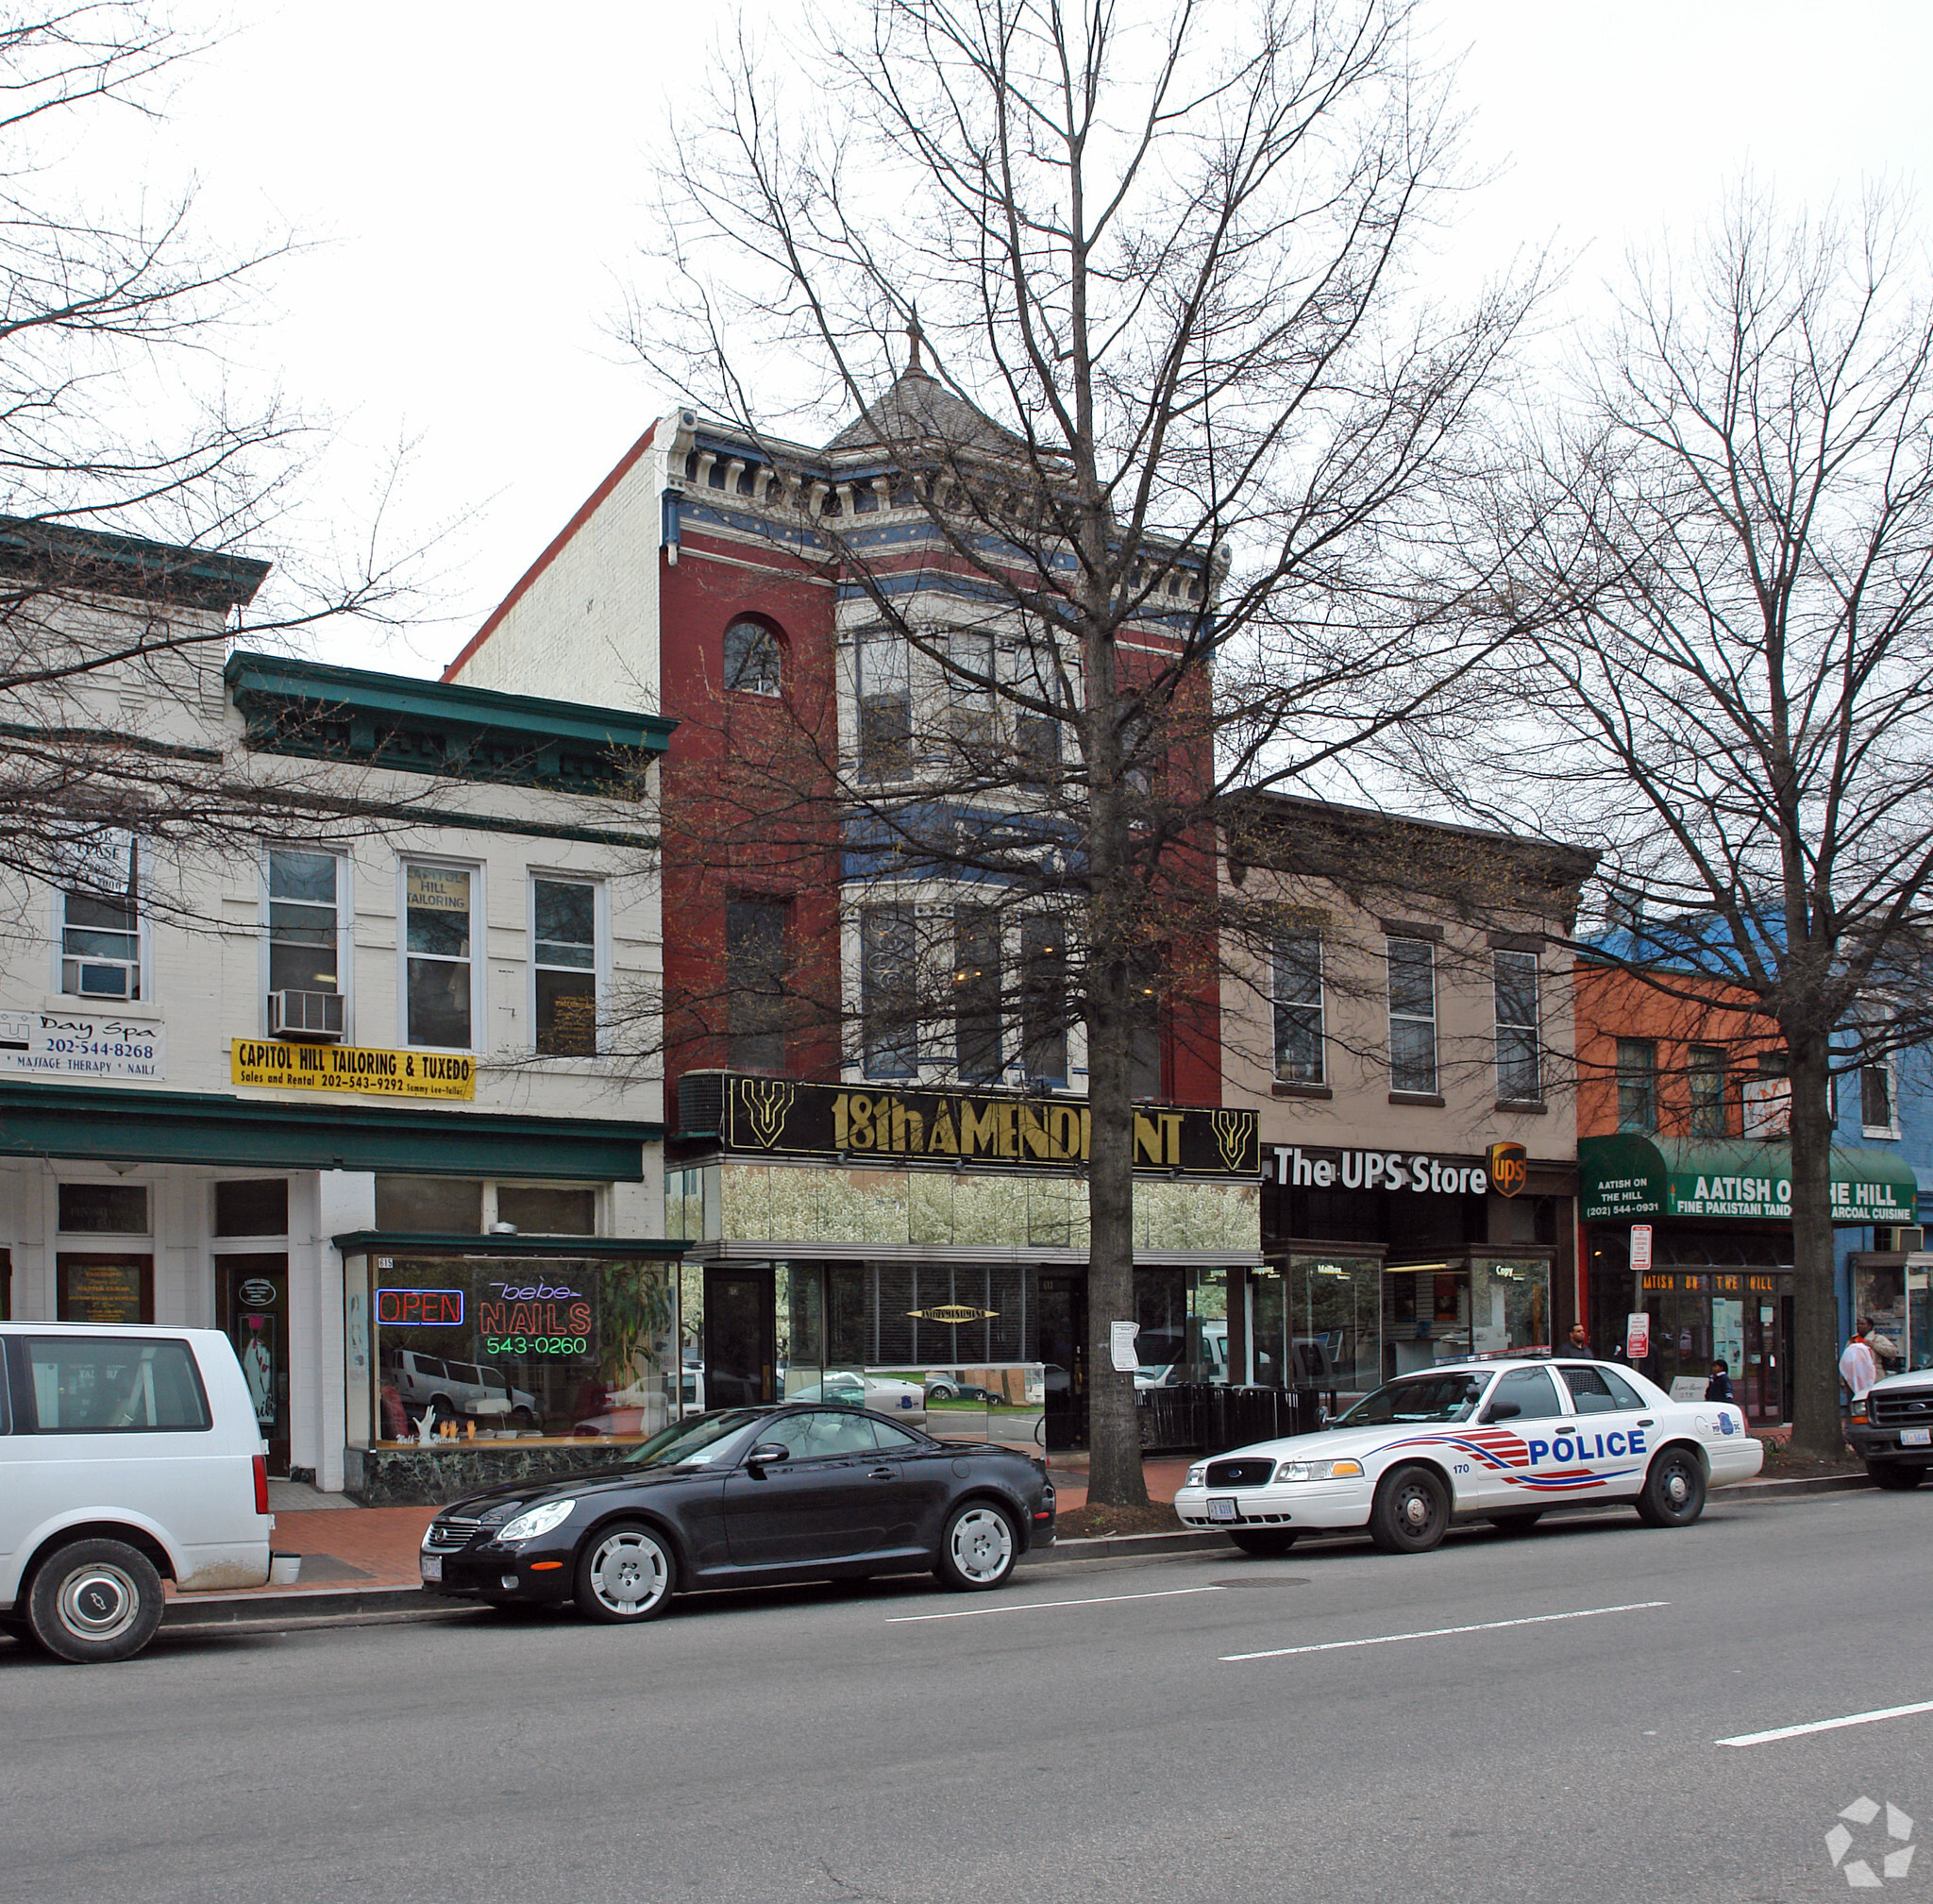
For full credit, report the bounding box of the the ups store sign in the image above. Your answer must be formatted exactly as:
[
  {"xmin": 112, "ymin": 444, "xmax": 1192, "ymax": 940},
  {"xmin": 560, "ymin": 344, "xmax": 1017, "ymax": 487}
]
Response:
[{"xmin": 676, "ymin": 1071, "xmax": 1260, "ymax": 1179}]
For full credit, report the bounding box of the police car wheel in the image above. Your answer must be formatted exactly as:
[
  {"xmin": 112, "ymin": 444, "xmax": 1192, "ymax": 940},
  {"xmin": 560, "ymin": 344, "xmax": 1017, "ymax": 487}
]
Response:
[
  {"xmin": 1488, "ymin": 1511, "xmax": 1542, "ymax": 1536},
  {"xmin": 1229, "ymin": 1529, "xmax": 1298, "ymax": 1557},
  {"xmin": 1369, "ymin": 1464, "xmax": 1450, "ymax": 1554},
  {"xmin": 1867, "ymin": 1460, "xmax": 1925, "ymax": 1491},
  {"xmin": 1635, "ymin": 1448, "xmax": 1706, "ymax": 1527}
]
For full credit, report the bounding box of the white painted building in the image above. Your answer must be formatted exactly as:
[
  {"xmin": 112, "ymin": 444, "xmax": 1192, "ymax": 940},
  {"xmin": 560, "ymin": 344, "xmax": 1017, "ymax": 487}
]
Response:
[{"xmin": 0, "ymin": 519, "xmax": 682, "ymax": 1499}]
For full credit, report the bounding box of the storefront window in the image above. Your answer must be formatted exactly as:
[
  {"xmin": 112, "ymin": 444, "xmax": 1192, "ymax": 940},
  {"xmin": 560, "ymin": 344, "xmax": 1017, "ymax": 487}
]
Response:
[
  {"xmin": 354, "ymin": 1253, "xmax": 677, "ymax": 1446},
  {"xmin": 1853, "ymin": 1259, "xmax": 1908, "ymax": 1377},
  {"xmin": 1280, "ymin": 1255, "xmax": 1381, "ymax": 1393},
  {"xmin": 1471, "ymin": 1256, "xmax": 1550, "ymax": 1357}
]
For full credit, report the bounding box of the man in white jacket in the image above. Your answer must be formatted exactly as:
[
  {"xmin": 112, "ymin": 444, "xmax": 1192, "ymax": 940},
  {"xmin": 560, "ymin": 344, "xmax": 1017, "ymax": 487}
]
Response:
[{"xmin": 1840, "ymin": 1318, "xmax": 1882, "ymax": 1407}]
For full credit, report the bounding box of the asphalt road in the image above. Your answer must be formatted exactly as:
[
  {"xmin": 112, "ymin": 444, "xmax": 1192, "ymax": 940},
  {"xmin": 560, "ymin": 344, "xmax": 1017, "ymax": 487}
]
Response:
[{"xmin": 4, "ymin": 1489, "xmax": 1930, "ymax": 1904}]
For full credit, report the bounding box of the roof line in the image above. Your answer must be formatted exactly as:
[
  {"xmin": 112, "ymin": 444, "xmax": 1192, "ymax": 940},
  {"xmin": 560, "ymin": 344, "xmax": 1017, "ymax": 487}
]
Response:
[{"xmin": 443, "ymin": 420, "xmax": 659, "ymax": 683}]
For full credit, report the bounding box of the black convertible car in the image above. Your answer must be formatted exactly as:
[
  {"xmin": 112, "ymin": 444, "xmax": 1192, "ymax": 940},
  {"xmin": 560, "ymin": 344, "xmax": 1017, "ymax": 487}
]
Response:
[{"xmin": 420, "ymin": 1403, "xmax": 1056, "ymax": 1623}]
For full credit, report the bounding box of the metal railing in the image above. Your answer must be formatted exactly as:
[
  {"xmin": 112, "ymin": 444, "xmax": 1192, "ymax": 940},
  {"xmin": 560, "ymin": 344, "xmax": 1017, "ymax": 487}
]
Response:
[{"xmin": 1135, "ymin": 1383, "xmax": 1326, "ymax": 1454}]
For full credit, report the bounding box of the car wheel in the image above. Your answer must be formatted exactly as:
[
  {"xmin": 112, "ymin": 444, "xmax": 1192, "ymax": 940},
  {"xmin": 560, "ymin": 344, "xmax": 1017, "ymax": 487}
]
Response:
[
  {"xmin": 1867, "ymin": 1460, "xmax": 1925, "ymax": 1491},
  {"xmin": 984, "ymin": 1394, "xmax": 1005, "ymax": 1407},
  {"xmin": 1488, "ymin": 1511, "xmax": 1543, "ymax": 1536},
  {"xmin": 935, "ymin": 1502, "xmax": 1018, "ymax": 1591},
  {"xmin": 1635, "ymin": 1447, "xmax": 1707, "ymax": 1527},
  {"xmin": 25, "ymin": 1539, "xmax": 164, "ymax": 1663},
  {"xmin": 1228, "ymin": 1529, "xmax": 1298, "ymax": 1557},
  {"xmin": 509, "ymin": 1407, "xmax": 537, "ymax": 1428},
  {"xmin": 573, "ymin": 1522, "xmax": 676, "ymax": 1623},
  {"xmin": 1369, "ymin": 1463, "xmax": 1450, "ymax": 1555},
  {"xmin": 928, "ymin": 1382, "xmax": 957, "ymax": 1403}
]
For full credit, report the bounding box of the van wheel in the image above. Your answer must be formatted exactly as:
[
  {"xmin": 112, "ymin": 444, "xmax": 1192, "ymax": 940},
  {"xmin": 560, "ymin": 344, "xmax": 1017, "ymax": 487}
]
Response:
[{"xmin": 26, "ymin": 1540, "xmax": 164, "ymax": 1663}]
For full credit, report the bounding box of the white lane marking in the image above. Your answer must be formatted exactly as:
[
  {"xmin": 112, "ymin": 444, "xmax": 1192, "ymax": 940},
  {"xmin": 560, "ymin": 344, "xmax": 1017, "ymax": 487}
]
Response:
[
  {"xmin": 1718, "ymin": 1699, "xmax": 1933, "ymax": 1748},
  {"xmin": 888, "ymin": 1585, "xmax": 1225, "ymax": 1624},
  {"xmin": 1220, "ymin": 1599, "xmax": 1668, "ymax": 1662}
]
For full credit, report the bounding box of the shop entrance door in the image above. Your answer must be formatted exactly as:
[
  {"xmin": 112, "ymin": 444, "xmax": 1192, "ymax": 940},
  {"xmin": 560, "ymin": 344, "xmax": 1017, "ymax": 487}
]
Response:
[
  {"xmin": 217, "ymin": 1254, "xmax": 289, "ymax": 1473},
  {"xmin": 1741, "ymin": 1287, "xmax": 1786, "ymax": 1426},
  {"xmin": 705, "ymin": 1267, "xmax": 775, "ymax": 1408},
  {"xmin": 1038, "ymin": 1273, "xmax": 1086, "ymax": 1452}
]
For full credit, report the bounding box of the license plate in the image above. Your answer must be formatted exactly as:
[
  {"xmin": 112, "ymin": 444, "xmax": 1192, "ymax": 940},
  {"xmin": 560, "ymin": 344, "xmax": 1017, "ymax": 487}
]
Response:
[
  {"xmin": 420, "ymin": 1554, "xmax": 443, "ymax": 1583},
  {"xmin": 1207, "ymin": 1497, "xmax": 1239, "ymax": 1523},
  {"xmin": 1902, "ymin": 1428, "xmax": 1931, "ymax": 1447}
]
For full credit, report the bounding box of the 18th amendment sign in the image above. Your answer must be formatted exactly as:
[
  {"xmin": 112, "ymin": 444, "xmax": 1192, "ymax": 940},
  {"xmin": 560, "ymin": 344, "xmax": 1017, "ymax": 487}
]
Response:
[{"xmin": 719, "ymin": 1074, "xmax": 1259, "ymax": 1178}]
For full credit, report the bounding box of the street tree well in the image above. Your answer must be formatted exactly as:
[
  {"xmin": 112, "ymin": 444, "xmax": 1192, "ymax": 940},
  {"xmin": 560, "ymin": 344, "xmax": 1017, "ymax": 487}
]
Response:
[
  {"xmin": 1395, "ymin": 192, "xmax": 1933, "ymax": 1458},
  {"xmin": 634, "ymin": 0, "xmax": 1545, "ymax": 1505}
]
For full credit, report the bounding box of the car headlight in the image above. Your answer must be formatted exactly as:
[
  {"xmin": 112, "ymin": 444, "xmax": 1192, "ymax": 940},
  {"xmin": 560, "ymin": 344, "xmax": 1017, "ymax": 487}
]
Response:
[
  {"xmin": 498, "ymin": 1499, "xmax": 577, "ymax": 1543},
  {"xmin": 1185, "ymin": 1463, "xmax": 1209, "ymax": 1487},
  {"xmin": 1273, "ymin": 1457, "xmax": 1365, "ymax": 1483}
]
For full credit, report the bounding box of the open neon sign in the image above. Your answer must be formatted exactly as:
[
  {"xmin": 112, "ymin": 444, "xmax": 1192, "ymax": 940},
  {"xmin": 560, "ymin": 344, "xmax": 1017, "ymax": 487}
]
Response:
[{"xmin": 377, "ymin": 1288, "xmax": 464, "ymax": 1326}]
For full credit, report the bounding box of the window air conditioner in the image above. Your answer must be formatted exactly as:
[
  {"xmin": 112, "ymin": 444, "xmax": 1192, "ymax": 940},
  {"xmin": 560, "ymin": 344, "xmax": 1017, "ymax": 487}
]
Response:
[
  {"xmin": 267, "ymin": 989, "xmax": 345, "ymax": 1041},
  {"xmin": 1880, "ymin": 1225, "xmax": 1925, "ymax": 1255},
  {"xmin": 63, "ymin": 956, "xmax": 137, "ymax": 999}
]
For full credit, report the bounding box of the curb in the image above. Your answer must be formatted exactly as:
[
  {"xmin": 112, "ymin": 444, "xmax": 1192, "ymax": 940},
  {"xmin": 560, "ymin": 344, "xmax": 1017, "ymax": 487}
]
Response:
[{"xmin": 160, "ymin": 1473, "xmax": 1882, "ymax": 1629}]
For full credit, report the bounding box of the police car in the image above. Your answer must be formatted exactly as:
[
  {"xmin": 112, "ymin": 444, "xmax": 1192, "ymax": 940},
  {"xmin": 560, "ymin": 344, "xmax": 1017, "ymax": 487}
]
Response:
[{"xmin": 1173, "ymin": 1357, "xmax": 1763, "ymax": 1556}]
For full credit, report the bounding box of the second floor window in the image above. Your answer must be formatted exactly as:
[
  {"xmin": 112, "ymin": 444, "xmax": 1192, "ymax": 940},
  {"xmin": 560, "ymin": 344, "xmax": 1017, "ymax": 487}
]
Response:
[
  {"xmin": 952, "ymin": 907, "xmax": 1003, "ymax": 1083},
  {"xmin": 947, "ymin": 630, "xmax": 997, "ymax": 752},
  {"xmin": 723, "ymin": 617, "xmax": 782, "ymax": 696},
  {"xmin": 1493, "ymin": 951, "xmax": 1540, "ymax": 1102},
  {"xmin": 726, "ymin": 898, "xmax": 787, "ymax": 1071},
  {"xmin": 1272, "ymin": 934, "xmax": 1324, "ymax": 1085},
  {"xmin": 1862, "ymin": 1050, "xmax": 1896, "ymax": 1135},
  {"xmin": 1014, "ymin": 638, "xmax": 1063, "ymax": 773},
  {"xmin": 267, "ymin": 851, "xmax": 341, "ymax": 997},
  {"xmin": 404, "ymin": 863, "xmax": 473, "ymax": 1050},
  {"xmin": 1688, "ymin": 1044, "xmax": 1728, "ymax": 1137},
  {"xmin": 1018, "ymin": 917, "xmax": 1067, "ymax": 1086},
  {"xmin": 1387, "ymin": 936, "xmax": 1437, "ymax": 1094},
  {"xmin": 1616, "ymin": 1038, "xmax": 1657, "ymax": 1132},
  {"xmin": 59, "ymin": 834, "xmax": 142, "ymax": 1001},
  {"xmin": 857, "ymin": 632, "xmax": 911, "ymax": 778},
  {"xmin": 532, "ymin": 878, "xmax": 597, "ymax": 1056},
  {"xmin": 860, "ymin": 902, "xmax": 917, "ymax": 1079}
]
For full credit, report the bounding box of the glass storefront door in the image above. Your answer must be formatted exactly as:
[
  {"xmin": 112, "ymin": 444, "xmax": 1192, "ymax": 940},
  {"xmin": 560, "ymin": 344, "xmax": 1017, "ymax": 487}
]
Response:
[
  {"xmin": 705, "ymin": 1267, "xmax": 775, "ymax": 1408},
  {"xmin": 217, "ymin": 1254, "xmax": 289, "ymax": 1473},
  {"xmin": 1037, "ymin": 1273, "xmax": 1085, "ymax": 1451}
]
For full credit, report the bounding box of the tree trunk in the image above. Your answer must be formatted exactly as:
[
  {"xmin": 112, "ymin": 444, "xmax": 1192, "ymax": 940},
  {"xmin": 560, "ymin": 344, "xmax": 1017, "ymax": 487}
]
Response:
[
  {"xmin": 1785, "ymin": 1031, "xmax": 1843, "ymax": 1460},
  {"xmin": 1084, "ymin": 941, "xmax": 1147, "ymax": 1507}
]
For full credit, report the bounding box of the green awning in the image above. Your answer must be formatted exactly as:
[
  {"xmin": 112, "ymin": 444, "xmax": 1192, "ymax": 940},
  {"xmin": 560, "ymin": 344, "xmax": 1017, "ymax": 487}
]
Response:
[{"xmin": 1579, "ymin": 1134, "xmax": 1918, "ymax": 1225}]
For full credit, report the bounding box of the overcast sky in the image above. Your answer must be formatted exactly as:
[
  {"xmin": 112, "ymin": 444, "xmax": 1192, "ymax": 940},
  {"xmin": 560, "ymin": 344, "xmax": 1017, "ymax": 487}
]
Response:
[{"xmin": 98, "ymin": 0, "xmax": 1933, "ymax": 679}]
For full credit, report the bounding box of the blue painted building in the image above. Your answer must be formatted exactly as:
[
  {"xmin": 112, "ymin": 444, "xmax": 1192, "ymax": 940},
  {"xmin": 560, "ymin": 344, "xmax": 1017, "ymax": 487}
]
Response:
[{"xmin": 1834, "ymin": 1027, "xmax": 1933, "ymax": 1373}]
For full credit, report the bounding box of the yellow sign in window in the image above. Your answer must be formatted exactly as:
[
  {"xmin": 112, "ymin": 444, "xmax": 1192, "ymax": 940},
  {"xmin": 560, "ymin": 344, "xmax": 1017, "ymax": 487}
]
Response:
[{"xmin": 230, "ymin": 1039, "xmax": 475, "ymax": 1101}]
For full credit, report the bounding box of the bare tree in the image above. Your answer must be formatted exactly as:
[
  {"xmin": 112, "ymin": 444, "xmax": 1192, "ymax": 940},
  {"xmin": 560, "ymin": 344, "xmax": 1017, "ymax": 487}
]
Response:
[
  {"xmin": 633, "ymin": 0, "xmax": 1549, "ymax": 1504},
  {"xmin": 1394, "ymin": 190, "xmax": 1933, "ymax": 1458},
  {"xmin": 0, "ymin": 5, "xmax": 431, "ymax": 906}
]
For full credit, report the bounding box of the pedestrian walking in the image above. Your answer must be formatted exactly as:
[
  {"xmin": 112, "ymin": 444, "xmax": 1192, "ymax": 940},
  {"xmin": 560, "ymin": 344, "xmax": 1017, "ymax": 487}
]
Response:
[
  {"xmin": 1705, "ymin": 1359, "xmax": 1736, "ymax": 1404},
  {"xmin": 1840, "ymin": 1318, "xmax": 1882, "ymax": 1407}
]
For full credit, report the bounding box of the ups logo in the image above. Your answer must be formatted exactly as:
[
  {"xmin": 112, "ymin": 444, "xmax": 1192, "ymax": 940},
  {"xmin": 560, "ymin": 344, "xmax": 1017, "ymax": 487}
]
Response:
[{"xmin": 1488, "ymin": 1141, "xmax": 1528, "ymax": 1198}]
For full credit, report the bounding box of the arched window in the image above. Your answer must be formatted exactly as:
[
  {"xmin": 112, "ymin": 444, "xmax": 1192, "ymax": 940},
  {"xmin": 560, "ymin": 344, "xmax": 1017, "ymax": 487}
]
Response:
[{"xmin": 723, "ymin": 617, "xmax": 782, "ymax": 696}]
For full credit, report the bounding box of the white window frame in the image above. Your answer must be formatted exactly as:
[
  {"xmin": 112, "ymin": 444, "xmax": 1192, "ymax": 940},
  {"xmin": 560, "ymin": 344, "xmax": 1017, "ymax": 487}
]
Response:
[
  {"xmin": 1271, "ymin": 933, "xmax": 1325, "ymax": 1085},
  {"xmin": 527, "ymin": 870, "xmax": 606, "ymax": 1059},
  {"xmin": 1860, "ymin": 1036, "xmax": 1900, "ymax": 1140},
  {"xmin": 1492, "ymin": 949, "xmax": 1541, "ymax": 1104},
  {"xmin": 260, "ymin": 849, "xmax": 352, "ymax": 1040},
  {"xmin": 397, "ymin": 858, "xmax": 483, "ymax": 1053},
  {"xmin": 53, "ymin": 831, "xmax": 149, "ymax": 1004},
  {"xmin": 1387, "ymin": 935, "xmax": 1438, "ymax": 1095}
]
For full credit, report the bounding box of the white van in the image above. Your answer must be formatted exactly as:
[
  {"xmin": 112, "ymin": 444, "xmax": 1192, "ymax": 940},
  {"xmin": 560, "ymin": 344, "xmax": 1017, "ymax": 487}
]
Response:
[
  {"xmin": 393, "ymin": 1349, "xmax": 538, "ymax": 1425},
  {"xmin": 0, "ymin": 1324, "xmax": 273, "ymax": 1662}
]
